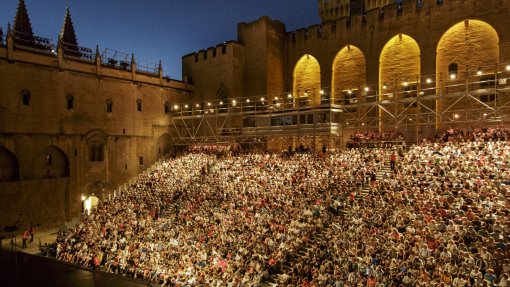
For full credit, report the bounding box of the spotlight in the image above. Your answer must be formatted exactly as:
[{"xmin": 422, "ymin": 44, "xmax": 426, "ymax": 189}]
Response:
[
  {"xmin": 320, "ymin": 90, "xmax": 325, "ymax": 95},
  {"xmin": 453, "ymin": 113, "xmax": 460, "ymax": 119},
  {"xmin": 426, "ymin": 78, "xmax": 432, "ymax": 84},
  {"xmin": 195, "ymin": 103, "xmax": 200, "ymax": 107},
  {"xmin": 450, "ymin": 73, "xmax": 456, "ymax": 80},
  {"xmin": 219, "ymin": 101, "xmax": 223, "ymax": 105},
  {"xmin": 364, "ymin": 87, "xmax": 369, "ymax": 92},
  {"xmin": 246, "ymin": 99, "xmax": 250, "ymax": 103},
  {"xmin": 403, "ymin": 81, "xmax": 408, "ymax": 86},
  {"xmin": 261, "ymin": 97, "xmax": 265, "ymax": 101},
  {"xmin": 174, "ymin": 105, "xmax": 179, "ymax": 109},
  {"xmin": 506, "ymin": 64, "xmax": 510, "ymax": 71},
  {"xmin": 287, "ymin": 94, "xmax": 292, "ymax": 99},
  {"xmin": 477, "ymin": 67, "xmax": 482, "ymax": 76},
  {"xmin": 275, "ymin": 97, "xmax": 279, "ymax": 100},
  {"xmin": 207, "ymin": 102, "xmax": 211, "ymax": 106},
  {"xmin": 382, "ymin": 84, "xmax": 387, "ymax": 90},
  {"xmin": 184, "ymin": 104, "xmax": 189, "ymax": 109}
]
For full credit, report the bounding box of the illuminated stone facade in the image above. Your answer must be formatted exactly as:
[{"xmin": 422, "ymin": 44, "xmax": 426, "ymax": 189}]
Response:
[
  {"xmin": 182, "ymin": 0, "xmax": 510, "ymax": 148},
  {"xmin": 0, "ymin": 1, "xmax": 192, "ymax": 228},
  {"xmin": 1, "ymin": 0, "xmax": 510, "ymax": 228}
]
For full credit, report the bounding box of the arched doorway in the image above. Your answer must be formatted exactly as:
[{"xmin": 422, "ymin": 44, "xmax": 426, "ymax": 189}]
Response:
[
  {"xmin": 32, "ymin": 146, "xmax": 70, "ymax": 179},
  {"xmin": 82, "ymin": 195, "xmax": 99, "ymax": 215},
  {"xmin": 156, "ymin": 133, "xmax": 172, "ymax": 156},
  {"xmin": 0, "ymin": 146, "xmax": 20, "ymax": 181},
  {"xmin": 293, "ymin": 54, "xmax": 322, "ymax": 107}
]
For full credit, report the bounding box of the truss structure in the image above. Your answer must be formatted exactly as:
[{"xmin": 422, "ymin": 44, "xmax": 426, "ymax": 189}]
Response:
[{"xmin": 170, "ymin": 64, "xmax": 510, "ymax": 148}]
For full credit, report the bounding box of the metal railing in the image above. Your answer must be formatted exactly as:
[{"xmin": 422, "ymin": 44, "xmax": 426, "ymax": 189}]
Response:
[
  {"xmin": 13, "ymin": 31, "xmax": 54, "ymax": 52},
  {"xmin": 61, "ymin": 42, "xmax": 95, "ymax": 61}
]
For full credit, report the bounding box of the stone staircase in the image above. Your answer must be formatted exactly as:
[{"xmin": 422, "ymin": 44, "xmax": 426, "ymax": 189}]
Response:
[
  {"xmin": 258, "ymin": 161, "xmax": 394, "ymax": 286},
  {"xmin": 357, "ymin": 161, "xmax": 393, "ymax": 201},
  {"xmin": 258, "ymin": 225, "xmax": 329, "ymax": 287}
]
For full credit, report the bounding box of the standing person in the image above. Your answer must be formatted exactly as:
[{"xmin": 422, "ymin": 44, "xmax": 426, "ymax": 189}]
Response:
[
  {"xmin": 390, "ymin": 151, "xmax": 397, "ymax": 171},
  {"xmin": 29, "ymin": 222, "xmax": 35, "ymax": 243},
  {"xmin": 22, "ymin": 229, "xmax": 29, "ymax": 248}
]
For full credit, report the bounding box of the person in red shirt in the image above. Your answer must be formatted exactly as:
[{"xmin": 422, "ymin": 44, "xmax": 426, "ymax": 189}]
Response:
[
  {"xmin": 390, "ymin": 152, "xmax": 397, "ymax": 170},
  {"xmin": 22, "ymin": 229, "xmax": 29, "ymax": 248}
]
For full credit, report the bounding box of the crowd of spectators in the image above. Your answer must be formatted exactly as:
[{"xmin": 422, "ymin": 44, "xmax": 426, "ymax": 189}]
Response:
[
  {"xmin": 279, "ymin": 127, "xmax": 510, "ymax": 286},
  {"xmin": 56, "ymin": 127, "xmax": 510, "ymax": 286}
]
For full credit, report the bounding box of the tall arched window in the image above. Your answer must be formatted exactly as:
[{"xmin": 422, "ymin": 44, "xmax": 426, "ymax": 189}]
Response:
[
  {"xmin": 106, "ymin": 99, "xmax": 113, "ymax": 113},
  {"xmin": 66, "ymin": 94, "xmax": 74, "ymax": 110},
  {"xmin": 21, "ymin": 89, "xmax": 31, "ymax": 106},
  {"xmin": 86, "ymin": 130, "xmax": 107, "ymax": 162},
  {"xmin": 137, "ymin": 99, "xmax": 142, "ymax": 112}
]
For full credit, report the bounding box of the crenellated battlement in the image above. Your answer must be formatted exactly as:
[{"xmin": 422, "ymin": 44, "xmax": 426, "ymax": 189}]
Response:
[
  {"xmin": 181, "ymin": 40, "xmax": 240, "ymax": 63},
  {"xmin": 288, "ymin": 0, "xmax": 510, "ymax": 46}
]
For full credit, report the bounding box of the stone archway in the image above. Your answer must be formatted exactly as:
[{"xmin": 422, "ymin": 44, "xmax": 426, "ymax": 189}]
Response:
[
  {"xmin": 332, "ymin": 45, "xmax": 366, "ymax": 105},
  {"xmin": 32, "ymin": 146, "xmax": 70, "ymax": 179},
  {"xmin": 293, "ymin": 54, "xmax": 322, "ymax": 106},
  {"xmin": 437, "ymin": 20, "xmax": 499, "ymax": 81},
  {"xmin": 0, "ymin": 146, "xmax": 20, "ymax": 181},
  {"xmin": 436, "ymin": 20, "xmax": 499, "ymax": 129},
  {"xmin": 156, "ymin": 133, "xmax": 172, "ymax": 156}
]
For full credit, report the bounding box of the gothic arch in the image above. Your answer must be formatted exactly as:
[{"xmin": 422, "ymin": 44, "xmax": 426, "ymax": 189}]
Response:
[
  {"xmin": 379, "ymin": 33, "xmax": 421, "ymax": 97},
  {"xmin": 293, "ymin": 54, "xmax": 321, "ymax": 106},
  {"xmin": 156, "ymin": 133, "xmax": 172, "ymax": 156},
  {"xmin": 0, "ymin": 146, "xmax": 20, "ymax": 181},
  {"xmin": 86, "ymin": 129, "xmax": 107, "ymax": 162},
  {"xmin": 32, "ymin": 145, "xmax": 70, "ymax": 179},
  {"xmin": 332, "ymin": 45, "xmax": 366, "ymax": 102},
  {"xmin": 436, "ymin": 20, "xmax": 499, "ymax": 81}
]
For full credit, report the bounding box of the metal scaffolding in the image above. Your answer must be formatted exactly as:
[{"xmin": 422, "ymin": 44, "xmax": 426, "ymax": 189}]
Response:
[{"xmin": 169, "ymin": 63, "xmax": 510, "ymax": 149}]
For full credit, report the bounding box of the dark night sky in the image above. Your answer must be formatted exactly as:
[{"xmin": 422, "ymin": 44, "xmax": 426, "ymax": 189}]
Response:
[{"xmin": 0, "ymin": 0, "xmax": 321, "ymax": 80}]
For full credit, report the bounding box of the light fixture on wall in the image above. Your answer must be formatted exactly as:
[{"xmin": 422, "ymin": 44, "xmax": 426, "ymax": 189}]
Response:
[
  {"xmin": 260, "ymin": 97, "xmax": 265, "ymax": 101},
  {"xmin": 426, "ymin": 78, "xmax": 432, "ymax": 84},
  {"xmin": 364, "ymin": 87, "xmax": 369, "ymax": 92},
  {"xmin": 173, "ymin": 105, "xmax": 179, "ymax": 109},
  {"xmin": 449, "ymin": 73, "xmax": 456, "ymax": 80},
  {"xmin": 403, "ymin": 80, "xmax": 409, "ymax": 86},
  {"xmin": 287, "ymin": 93, "xmax": 292, "ymax": 99},
  {"xmin": 382, "ymin": 83, "xmax": 387, "ymax": 90},
  {"xmin": 184, "ymin": 104, "xmax": 189, "ymax": 109},
  {"xmin": 477, "ymin": 67, "xmax": 482, "ymax": 76},
  {"xmin": 506, "ymin": 64, "xmax": 510, "ymax": 71}
]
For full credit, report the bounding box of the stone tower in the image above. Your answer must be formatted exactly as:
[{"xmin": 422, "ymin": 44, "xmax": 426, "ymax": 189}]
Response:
[
  {"xmin": 13, "ymin": 0, "xmax": 35, "ymax": 46},
  {"xmin": 59, "ymin": 7, "xmax": 80, "ymax": 57}
]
